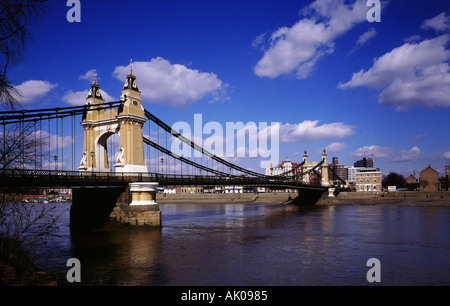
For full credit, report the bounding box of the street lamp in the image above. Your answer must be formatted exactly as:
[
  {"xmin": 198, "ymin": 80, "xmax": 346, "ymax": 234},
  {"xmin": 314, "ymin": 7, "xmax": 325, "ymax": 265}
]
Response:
[
  {"xmin": 53, "ymin": 155, "xmax": 58, "ymax": 171},
  {"xmin": 161, "ymin": 157, "xmax": 164, "ymax": 175},
  {"xmin": 90, "ymin": 151, "xmax": 94, "ymax": 174}
]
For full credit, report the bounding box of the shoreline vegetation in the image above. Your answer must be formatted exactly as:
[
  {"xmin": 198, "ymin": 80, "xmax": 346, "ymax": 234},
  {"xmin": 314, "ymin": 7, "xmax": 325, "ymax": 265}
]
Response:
[
  {"xmin": 2, "ymin": 190, "xmax": 450, "ymax": 286},
  {"xmin": 0, "ymin": 238, "xmax": 58, "ymax": 286}
]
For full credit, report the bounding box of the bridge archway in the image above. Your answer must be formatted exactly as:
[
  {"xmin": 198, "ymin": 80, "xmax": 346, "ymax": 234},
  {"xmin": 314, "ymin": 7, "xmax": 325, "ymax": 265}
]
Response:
[{"xmin": 94, "ymin": 130, "xmax": 117, "ymax": 172}]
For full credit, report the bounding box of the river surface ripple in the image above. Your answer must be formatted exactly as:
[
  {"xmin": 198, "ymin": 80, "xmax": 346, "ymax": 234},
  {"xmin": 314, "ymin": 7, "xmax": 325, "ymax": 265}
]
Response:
[{"xmin": 32, "ymin": 202, "xmax": 450, "ymax": 286}]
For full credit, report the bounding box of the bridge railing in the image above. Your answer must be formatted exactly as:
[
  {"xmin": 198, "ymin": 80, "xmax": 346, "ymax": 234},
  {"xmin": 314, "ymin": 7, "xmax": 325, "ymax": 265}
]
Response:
[{"xmin": 0, "ymin": 168, "xmax": 322, "ymax": 189}]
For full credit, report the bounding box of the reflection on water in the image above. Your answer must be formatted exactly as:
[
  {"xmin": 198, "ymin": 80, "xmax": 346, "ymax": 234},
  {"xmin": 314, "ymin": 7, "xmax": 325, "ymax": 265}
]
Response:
[
  {"xmin": 32, "ymin": 202, "xmax": 450, "ymax": 285},
  {"xmin": 70, "ymin": 229, "xmax": 166, "ymax": 285}
]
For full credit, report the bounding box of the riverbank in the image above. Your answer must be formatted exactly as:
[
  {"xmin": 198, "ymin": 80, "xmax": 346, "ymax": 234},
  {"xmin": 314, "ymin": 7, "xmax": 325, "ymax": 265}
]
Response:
[
  {"xmin": 317, "ymin": 190, "xmax": 450, "ymax": 206},
  {"xmin": 0, "ymin": 239, "xmax": 58, "ymax": 286},
  {"xmin": 157, "ymin": 192, "xmax": 295, "ymax": 204},
  {"xmin": 157, "ymin": 191, "xmax": 450, "ymax": 206}
]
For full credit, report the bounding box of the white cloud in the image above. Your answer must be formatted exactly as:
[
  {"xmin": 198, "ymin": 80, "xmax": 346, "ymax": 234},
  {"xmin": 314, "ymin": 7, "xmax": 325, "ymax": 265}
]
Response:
[
  {"xmin": 413, "ymin": 132, "xmax": 429, "ymax": 140},
  {"xmin": 253, "ymin": 0, "xmax": 368, "ymax": 79},
  {"xmin": 443, "ymin": 151, "xmax": 450, "ymax": 159},
  {"xmin": 378, "ymin": 63, "xmax": 450, "ymax": 109},
  {"xmin": 252, "ymin": 32, "xmax": 269, "ymax": 50},
  {"xmin": 279, "ymin": 120, "xmax": 356, "ymax": 143},
  {"xmin": 34, "ymin": 130, "xmax": 74, "ymax": 152},
  {"xmin": 356, "ymin": 27, "xmax": 377, "ymax": 46},
  {"xmin": 339, "ymin": 34, "xmax": 450, "ymax": 110},
  {"xmin": 14, "ymin": 80, "xmax": 57, "ymax": 103},
  {"xmin": 62, "ymin": 89, "xmax": 116, "ymax": 105},
  {"xmin": 403, "ymin": 34, "xmax": 422, "ymax": 43},
  {"xmin": 421, "ymin": 12, "xmax": 450, "ymax": 32},
  {"xmin": 79, "ymin": 69, "xmax": 97, "ymax": 81},
  {"xmin": 351, "ymin": 145, "xmax": 421, "ymax": 162},
  {"xmin": 112, "ymin": 58, "xmax": 227, "ymax": 109},
  {"xmin": 326, "ymin": 142, "xmax": 346, "ymax": 153}
]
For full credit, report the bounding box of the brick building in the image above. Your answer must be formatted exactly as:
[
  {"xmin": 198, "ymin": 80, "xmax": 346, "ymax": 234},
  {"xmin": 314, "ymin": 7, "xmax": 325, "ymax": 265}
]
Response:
[
  {"xmin": 329, "ymin": 157, "xmax": 348, "ymax": 187},
  {"xmin": 419, "ymin": 165, "xmax": 438, "ymax": 192},
  {"xmin": 405, "ymin": 174, "xmax": 419, "ymax": 190}
]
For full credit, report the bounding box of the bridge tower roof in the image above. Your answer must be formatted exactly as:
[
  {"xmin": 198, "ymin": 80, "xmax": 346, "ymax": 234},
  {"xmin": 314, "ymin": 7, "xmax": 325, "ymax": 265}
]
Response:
[
  {"xmin": 86, "ymin": 69, "xmax": 104, "ymax": 102},
  {"xmin": 122, "ymin": 59, "xmax": 140, "ymax": 92}
]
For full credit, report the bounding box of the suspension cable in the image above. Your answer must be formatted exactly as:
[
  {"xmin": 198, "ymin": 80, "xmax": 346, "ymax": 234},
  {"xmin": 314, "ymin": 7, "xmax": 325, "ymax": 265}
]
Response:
[
  {"xmin": 61, "ymin": 115, "xmax": 64, "ymax": 171},
  {"xmin": 0, "ymin": 101, "xmax": 123, "ymax": 115},
  {"xmin": 47, "ymin": 115, "xmax": 50, "ymax": 171},
  {"xmin": 144, "ymin": 109, "xmax": 266, "ymax": 178},
  {"xmin": 0, "ymin": 102, "xmax": 123, "ymax": 125},
  {"xmin": 143, "ymin": 136, "xmax": 229, "ymax": 177}
]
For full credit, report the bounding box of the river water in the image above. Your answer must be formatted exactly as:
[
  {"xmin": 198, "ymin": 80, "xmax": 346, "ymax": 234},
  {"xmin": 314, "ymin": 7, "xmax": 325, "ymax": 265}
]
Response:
[{"xmin": 30, "ymin": 201, "xmax": 450, "ymax": 286}]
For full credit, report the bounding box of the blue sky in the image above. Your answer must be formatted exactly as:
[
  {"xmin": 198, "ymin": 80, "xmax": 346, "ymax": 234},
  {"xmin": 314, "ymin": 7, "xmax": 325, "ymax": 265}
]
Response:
[{"xmin": 8, "ymin": 0, "xmax": 450, "ymax": 176}]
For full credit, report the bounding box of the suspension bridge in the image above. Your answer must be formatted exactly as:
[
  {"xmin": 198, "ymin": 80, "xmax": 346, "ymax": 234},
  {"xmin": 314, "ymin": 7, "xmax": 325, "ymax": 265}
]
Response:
[{"xmin": 0, "ymin": 63, "xmax": 328, "ymax": 230}]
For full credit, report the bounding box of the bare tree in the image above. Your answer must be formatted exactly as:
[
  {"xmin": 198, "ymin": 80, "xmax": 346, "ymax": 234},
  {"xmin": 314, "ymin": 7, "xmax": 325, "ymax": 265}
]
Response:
[
  {"xmin": 0, "ymin": 120, "xmax": 53, "ymax": 258},
  {"xmin": 382, "ymin": 172, "xmax": 406, "ymax": 188},
  {"xmin": 0, "ymin": 191, "xmax": 65, "ymax": 285},
  {"xmin": 0, "ymin": 195, "xmax": 62, "ymax": 260},
  {"xmin": 0, "ymin": 120, "xmax": 48, "ymax": 170},
  {"xmin": 0, "ymin": 2, "xmax": 61, "ymax": 284},
  {"xmin": 0, "ymin": 0, "xmax": 48, "ymax": 108},
  {"xmin": 0, "ymin": 119, "xmax": 55, "ymax": 284}
]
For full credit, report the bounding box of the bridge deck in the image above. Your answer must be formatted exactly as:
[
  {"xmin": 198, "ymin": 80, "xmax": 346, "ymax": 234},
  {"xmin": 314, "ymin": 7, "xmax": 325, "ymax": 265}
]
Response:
[{"xmin": 0, "ymin": 169, "xmax": 326, "ymax": 190}]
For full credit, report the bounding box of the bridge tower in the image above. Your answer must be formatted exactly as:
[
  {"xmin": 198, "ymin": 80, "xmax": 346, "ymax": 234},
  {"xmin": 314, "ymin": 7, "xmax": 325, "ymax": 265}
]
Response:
[
  {"xmin": 302, "ymin": 149, "xmax": 310, "ymax": 183},
  {"xmin": 79, "ymin": 71, "xmax": 119, "ymax": 172},
  {"xmin": 321, "ymin": 147, "xmax": 329, "ymax": 186},
  {"xmin": 114, "ymin": 60, "xmax": 148, "ymax": 173},
  {"xmin": 78, "ymin": 61, "xmax": 148, "ymax": 173},
  {"xmin": 301, "ymin": 148, "xmax": 329, "ymax": 186}
]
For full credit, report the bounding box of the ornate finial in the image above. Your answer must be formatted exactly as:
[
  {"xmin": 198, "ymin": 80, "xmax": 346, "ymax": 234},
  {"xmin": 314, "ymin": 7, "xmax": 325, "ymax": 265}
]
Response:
[
  {"xmin": 93, "ymin": 69, "xmax": 97, "ymax": 84},
  {"xmin": 130, "ymin": 59, "xmax": 133, "ymax": 74}
]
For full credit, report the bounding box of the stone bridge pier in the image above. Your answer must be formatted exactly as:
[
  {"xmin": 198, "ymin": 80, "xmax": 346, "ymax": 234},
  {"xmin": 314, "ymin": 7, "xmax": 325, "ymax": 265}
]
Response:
[
  {"xmin": 292, "ymin": 187, "xmax": 327, "ymax": 205},
  {"xmin": 70, "ymin": 182, "xmax": 161, "ymax": 232}
]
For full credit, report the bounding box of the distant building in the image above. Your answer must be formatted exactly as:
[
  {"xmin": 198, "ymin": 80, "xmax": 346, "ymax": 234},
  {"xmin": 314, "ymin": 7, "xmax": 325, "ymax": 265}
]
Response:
[
  {"xmin": 265, "ymin": 158, "xmax": 301, "ymax": 192},
  {"xmin": 163, "ymin": 187, "xmax": 176, "ymax": 194},
  {"xmin": 354, "ymin": 156, "xmax": 374, "ymax": 168},
  {"xmin": 438, "ymin": 177, "xmax": 448, "ymax": 191},
  {"xmin": 446, "ymin": 166, "xmax": 450, "ymax": 191},
  {"xmin": 225, "ymin": 185, "xmax": 243, "ymax": 193},
  {"xmin": 405, "ymin": 174, "xmax": 419, "ymax": 191},
  {"xmin": 419, "ymin": 165, "xmax": 438, "ymax": 192},
  {"xmin": 179, "ymin": 186, "xmax": 204, "ymax": 194},
  {"xmin": 265, "ymin": 158, "xmax": 300, "ymax": 178},
  {"xmin": 346, "ymin": 166, "xmax": 359, "ymax": 184},
  {"xmin": 329, "ymin": 157, "xmax": 348, "ymax": 186},
  {"xmin": 355, "ymin": 168, "xmax": 382, "ymax": 192},
  {"xmin": 439, "ymin": 166, "xmax": 449, "ymax": 191},
  {"xmin": 405, "ymin": 175, "xmax": 418, "ymax": 184}
]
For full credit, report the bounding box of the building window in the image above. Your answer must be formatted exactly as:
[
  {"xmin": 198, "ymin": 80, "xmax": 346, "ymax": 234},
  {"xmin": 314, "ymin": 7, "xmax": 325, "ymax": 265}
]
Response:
[{"xmin": 373, "ymin": 178, "xmax": 377, "ymax": 183}]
